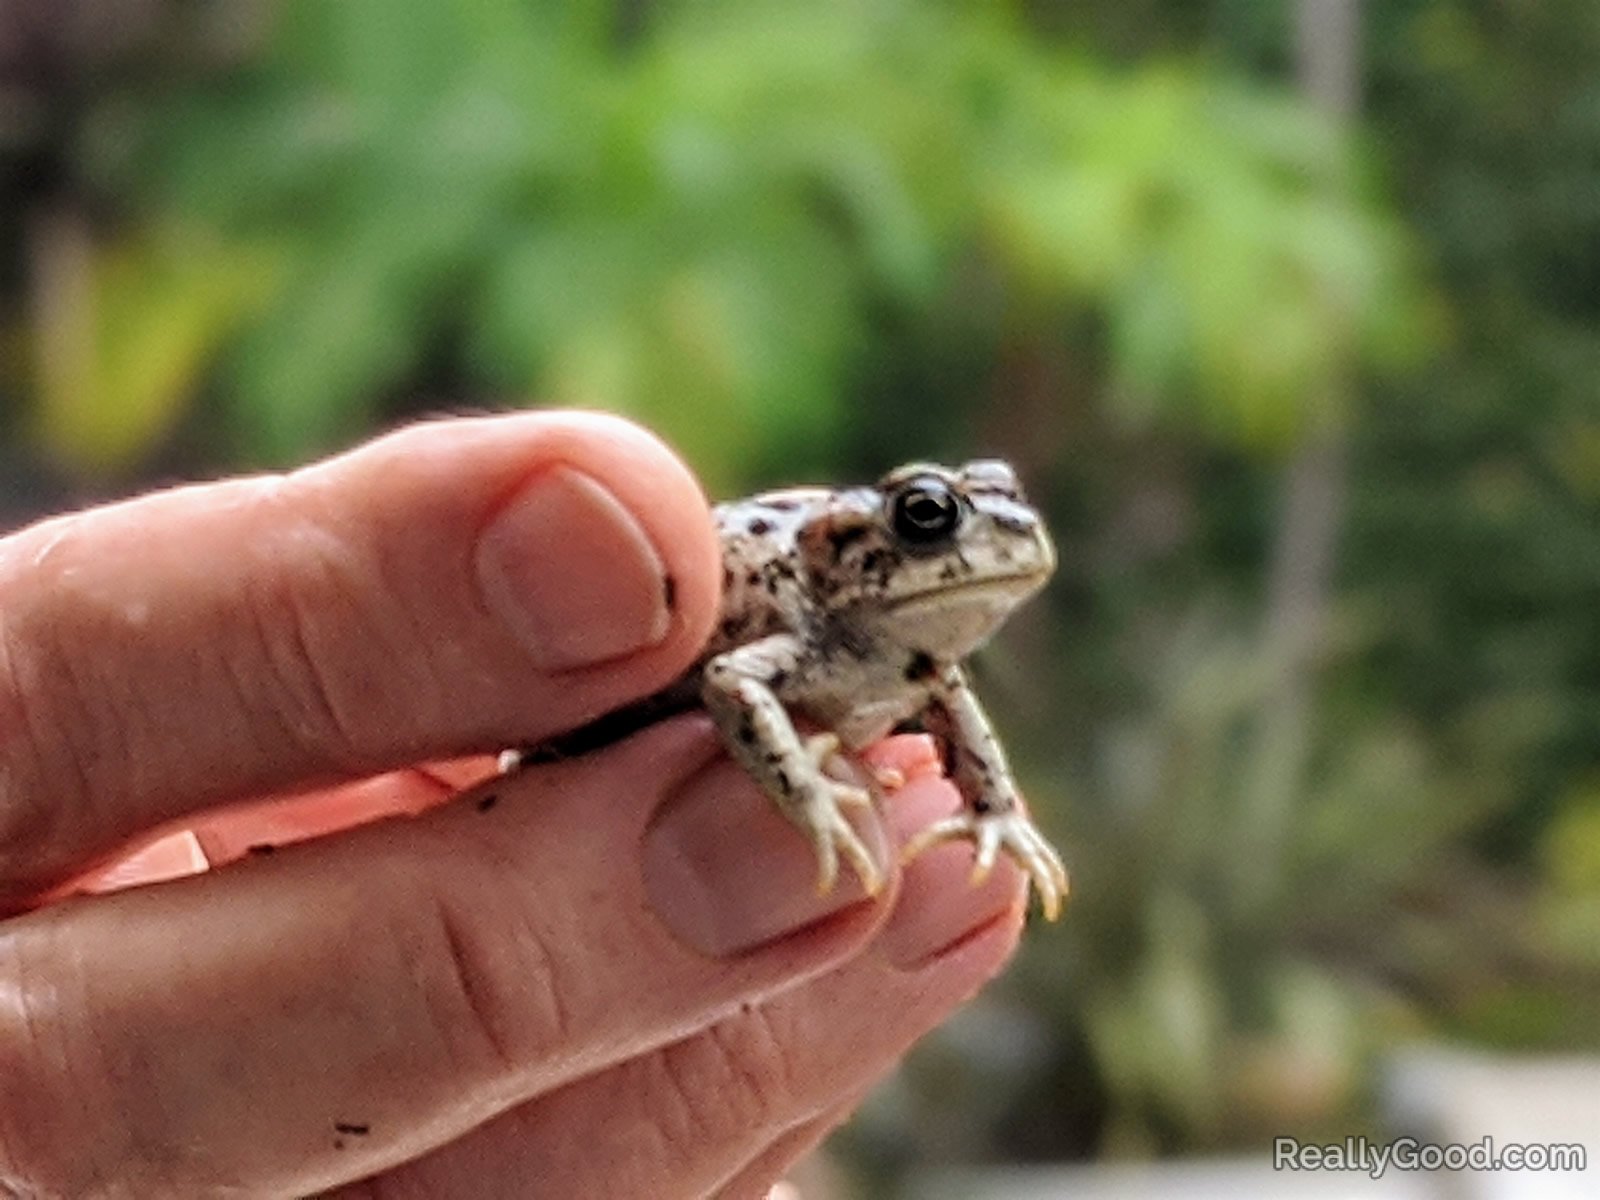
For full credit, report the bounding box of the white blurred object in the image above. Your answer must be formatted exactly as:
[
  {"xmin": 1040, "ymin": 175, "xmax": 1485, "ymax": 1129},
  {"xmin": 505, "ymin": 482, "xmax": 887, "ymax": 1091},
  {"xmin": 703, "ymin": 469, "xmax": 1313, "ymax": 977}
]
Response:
[
  {"xmin": 1382, "ymin": 1047, "xmax": 1598, "ymax": 1200},
  {"xmin": 908, "ymin": 1158, "xmax": 1430, "ymax": 1200},
  {"xmin": 906, "ymin": 1050, "xmax": 1596, "ymax": 1200}
]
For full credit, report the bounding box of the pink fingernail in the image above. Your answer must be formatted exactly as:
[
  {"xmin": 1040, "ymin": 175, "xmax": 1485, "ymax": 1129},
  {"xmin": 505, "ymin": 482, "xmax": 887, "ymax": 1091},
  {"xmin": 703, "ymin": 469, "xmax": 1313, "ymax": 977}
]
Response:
[
  {"xmin": 644, "ymin": 760, "xmax": 888, "ymax": 958},
  {"xmin": 476, "ymin": 466, "xmax": 672, "ymax": 671}
]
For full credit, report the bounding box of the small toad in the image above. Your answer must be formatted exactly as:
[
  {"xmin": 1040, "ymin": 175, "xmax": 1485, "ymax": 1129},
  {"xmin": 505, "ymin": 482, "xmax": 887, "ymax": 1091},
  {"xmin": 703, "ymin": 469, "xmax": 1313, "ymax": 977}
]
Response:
[{"xmin": 507, "ymin": 461, "xmax": 1068, "ymax": 920}]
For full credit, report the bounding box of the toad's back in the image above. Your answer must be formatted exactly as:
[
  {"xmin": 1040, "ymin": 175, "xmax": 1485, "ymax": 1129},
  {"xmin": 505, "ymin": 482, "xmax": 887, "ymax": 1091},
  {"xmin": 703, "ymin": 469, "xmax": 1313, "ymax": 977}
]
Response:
[{"xmin": 702, "ymin": 487, "xmax": 833, "ymax": 656}]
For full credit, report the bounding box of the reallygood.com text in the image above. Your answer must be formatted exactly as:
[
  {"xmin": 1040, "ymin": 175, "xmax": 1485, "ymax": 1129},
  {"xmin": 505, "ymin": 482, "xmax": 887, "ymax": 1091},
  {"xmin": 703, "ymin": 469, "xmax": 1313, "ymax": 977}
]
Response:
[{"xmin": 1274, "ymin": 1136, "xmax": 1587, "ymax": 1179}]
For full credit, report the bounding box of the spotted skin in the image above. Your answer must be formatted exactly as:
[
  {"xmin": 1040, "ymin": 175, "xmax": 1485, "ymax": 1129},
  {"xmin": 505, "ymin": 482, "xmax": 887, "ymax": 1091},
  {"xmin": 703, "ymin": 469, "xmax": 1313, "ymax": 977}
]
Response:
[{"xmin": 507, "ymin": 461, "xmax": 1069, "ymax": 920}]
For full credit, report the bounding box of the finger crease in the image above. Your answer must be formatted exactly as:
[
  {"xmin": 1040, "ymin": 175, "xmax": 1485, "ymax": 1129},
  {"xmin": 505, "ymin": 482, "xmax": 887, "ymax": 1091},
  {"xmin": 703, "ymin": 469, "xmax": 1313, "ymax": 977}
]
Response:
[
  {"xmin": 245, "ymin": 566, "xmax": 364, "ymax": 773},
  {"xmin": 433, "ymin": 899, "xmax": 516, "ymax": 1074},
  {"xmin": 654, "ymin": 1004, "xmax": 791, "ymax": 1165},
  {"xmin": 0, "ymin": 617, "xmax": 98, "ymax": 873},
  {"xmin": 423, "ymin": 883, "xmax": 576, "ymax": 1085}
]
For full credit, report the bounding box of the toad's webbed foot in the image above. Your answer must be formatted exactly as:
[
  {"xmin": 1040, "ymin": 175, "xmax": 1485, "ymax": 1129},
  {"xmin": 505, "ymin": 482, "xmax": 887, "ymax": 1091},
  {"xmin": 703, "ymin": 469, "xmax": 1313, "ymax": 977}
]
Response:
[
  {"xmin": 796, "ymin": 733, "xmax": 884, "ymax": 895},
  {"xmin": 794, "ymin": 777, "xmax": 881, "ymax": 898},
  {"xmin": 902, "ymin": 808, "xmax": 1069, "ymax": 921}
]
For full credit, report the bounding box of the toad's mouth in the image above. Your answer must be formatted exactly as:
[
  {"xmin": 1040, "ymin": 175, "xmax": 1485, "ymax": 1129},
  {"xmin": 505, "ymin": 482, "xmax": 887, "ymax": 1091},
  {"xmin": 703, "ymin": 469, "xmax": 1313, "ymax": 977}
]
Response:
[{"xmin": 886, "ymin": 571, "xmax": 1051, "ymax": 608}]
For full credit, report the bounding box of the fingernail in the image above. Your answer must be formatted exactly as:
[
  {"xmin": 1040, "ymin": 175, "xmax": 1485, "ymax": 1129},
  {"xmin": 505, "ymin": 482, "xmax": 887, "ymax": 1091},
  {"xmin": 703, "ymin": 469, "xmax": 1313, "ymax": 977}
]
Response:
[
  {"xmin": 644, "ymin": 760, "xmax": 888, "ymax": 958},
  {"xmin": 476, "ymin": 466, "xmax": 672, "ymax": 671},
  {"xmin": 877, "ymin": 780, "xmax": 1025, "ymax": 971}
]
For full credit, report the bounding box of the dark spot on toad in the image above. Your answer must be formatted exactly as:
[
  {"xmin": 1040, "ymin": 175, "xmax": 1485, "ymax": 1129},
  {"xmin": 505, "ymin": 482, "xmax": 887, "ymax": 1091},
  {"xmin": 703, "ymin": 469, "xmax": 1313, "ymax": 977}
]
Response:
[
  {"xmin": 819, "ymin": 619, "xmax": 875, "ymax": 662},
  {"xmin": 972, "ymin": 796, "xmax": 994, "ymax": 815},
  {"xmin": 775, "ymin": 768, "xmax": 792, "ymax": 794},
  {"xmin": 827, "ymin": 524, "xmax": 870, "ymax": 558},
  {"xmin": 737, "ymin": 718, "xmax": 757, "ymax": 745},
  {"xmin": 770, "ymin": 668, "xmax": 789, "ymax": 690},
  {"xmin": 904, "ymin": 651, "xmax": 937, "ymax": 682},
  {"xmin": 745, "ymin": 569, "xmax": 761, "ymax": 586},
  {"xmin": 748, "ymin": 516, "xmax": 773, "ymax": 536},
  {"xmin": 861, "ymin": 546, "xmax": 899, "ymax": 588},
  {"xmin": 476, "ymin": 792, "xmax": 499, "ymax": 813}
]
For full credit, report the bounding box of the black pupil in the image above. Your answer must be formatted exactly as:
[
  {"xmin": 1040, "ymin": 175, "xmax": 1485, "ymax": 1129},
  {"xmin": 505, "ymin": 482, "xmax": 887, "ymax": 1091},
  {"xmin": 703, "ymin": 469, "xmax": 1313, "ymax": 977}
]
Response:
[{"xmin": 893, "ymin": 483, "xmax": 961, "ymax": 543}]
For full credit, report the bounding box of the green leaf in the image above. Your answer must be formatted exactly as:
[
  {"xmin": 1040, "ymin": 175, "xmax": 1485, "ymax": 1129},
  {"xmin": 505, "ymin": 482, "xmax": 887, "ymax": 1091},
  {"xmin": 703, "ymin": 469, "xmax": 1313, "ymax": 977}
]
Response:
[{"xmin": 32, "ymin": 225, "xmax": 279, "ymax": 474}]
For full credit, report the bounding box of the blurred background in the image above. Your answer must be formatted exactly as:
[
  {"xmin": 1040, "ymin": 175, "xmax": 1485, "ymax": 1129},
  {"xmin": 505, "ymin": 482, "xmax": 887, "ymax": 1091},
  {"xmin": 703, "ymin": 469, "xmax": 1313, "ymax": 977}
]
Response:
[{"xmin": 2, "ymin": 0, "xmax": 1597, "ymax": 1195}]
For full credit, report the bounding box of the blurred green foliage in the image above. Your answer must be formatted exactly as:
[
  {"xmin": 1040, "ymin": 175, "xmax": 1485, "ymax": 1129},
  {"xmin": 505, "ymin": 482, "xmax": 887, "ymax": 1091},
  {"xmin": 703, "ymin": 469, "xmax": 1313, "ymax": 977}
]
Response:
[
  {"xmin": 49, "ymin": 0, "xmax": 1419, "ymax": 480},
  {"xmin": 28, "ymin": 220, "xmax": 280, "ymax": 472},
  {"xmin": 3, "ymin": 0, "xmax": 1598, "ymax": 1184}
]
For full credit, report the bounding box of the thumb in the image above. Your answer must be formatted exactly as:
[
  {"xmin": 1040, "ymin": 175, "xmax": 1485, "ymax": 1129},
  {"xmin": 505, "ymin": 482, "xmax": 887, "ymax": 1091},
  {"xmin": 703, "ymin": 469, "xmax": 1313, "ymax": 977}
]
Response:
[{"xmin": 0, "ymin": 411, "xmax": 720, "ymax": 903}]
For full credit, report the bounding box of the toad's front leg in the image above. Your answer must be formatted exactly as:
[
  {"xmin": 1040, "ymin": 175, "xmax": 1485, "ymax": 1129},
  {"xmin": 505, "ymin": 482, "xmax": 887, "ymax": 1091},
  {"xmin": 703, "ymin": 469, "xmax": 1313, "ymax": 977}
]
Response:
[
  {"xmin": 904, "ymin": 664, "xmax": 1069, "ymax": 920},
  {"xmin": 702, "ymin": 635, "xmax": 884, "ymax": 896}
]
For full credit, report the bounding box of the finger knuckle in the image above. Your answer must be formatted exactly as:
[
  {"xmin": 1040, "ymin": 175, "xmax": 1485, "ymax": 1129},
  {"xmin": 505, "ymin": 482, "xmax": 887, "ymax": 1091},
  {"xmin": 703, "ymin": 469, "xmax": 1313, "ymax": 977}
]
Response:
[
  {"xmin": 0, "ymin": 928, "xmax": 118, "ymax": 1197},
  {"xmin": 411, "ymin": 862, "xmax": 576, "ymax": 1079},
  {"xmin": 0, "ymin": 563, "xmax": 115, "ymax": 887},
  {"xmin": 235, "ymin": 485, "xmax": 468, "ymax": 771},
  {"xmin": 650, "ymin": 1003, "xmax": 800, "ymax": 1157},
  {"xmin": 233, "ymin": 522, "xmax": 383, "ymax": 772}
]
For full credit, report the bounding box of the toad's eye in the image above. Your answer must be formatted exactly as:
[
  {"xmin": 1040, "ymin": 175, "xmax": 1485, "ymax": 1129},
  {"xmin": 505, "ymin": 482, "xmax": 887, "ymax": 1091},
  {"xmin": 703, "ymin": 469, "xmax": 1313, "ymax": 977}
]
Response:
[{"xmin": 889, "ymin": 478, "xmax": 963, "ymax": 545}]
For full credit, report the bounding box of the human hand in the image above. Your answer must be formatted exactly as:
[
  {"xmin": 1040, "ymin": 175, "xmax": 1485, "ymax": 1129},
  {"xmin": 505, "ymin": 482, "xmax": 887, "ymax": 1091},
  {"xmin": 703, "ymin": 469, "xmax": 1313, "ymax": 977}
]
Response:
[{"xmin": 0, "ymin": 413, "xmax": 1027, "ymax": 1197}]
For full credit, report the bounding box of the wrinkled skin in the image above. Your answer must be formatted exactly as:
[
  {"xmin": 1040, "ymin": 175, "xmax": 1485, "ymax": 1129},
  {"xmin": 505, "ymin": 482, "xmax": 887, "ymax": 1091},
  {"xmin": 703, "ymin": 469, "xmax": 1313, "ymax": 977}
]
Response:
[{"xmin": 0, "ymin": 413, "xmax": 1030, "ymax": 1198}]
